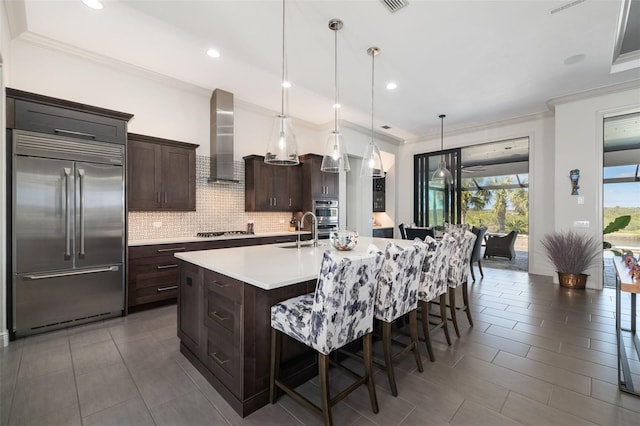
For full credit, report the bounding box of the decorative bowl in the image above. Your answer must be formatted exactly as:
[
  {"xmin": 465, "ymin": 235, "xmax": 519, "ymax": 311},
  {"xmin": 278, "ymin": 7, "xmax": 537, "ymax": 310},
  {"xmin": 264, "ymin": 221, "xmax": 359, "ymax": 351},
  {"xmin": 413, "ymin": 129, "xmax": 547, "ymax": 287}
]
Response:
[{"xmin": 329, "ymin": 230, "xmax": 358, "ymax": 251}]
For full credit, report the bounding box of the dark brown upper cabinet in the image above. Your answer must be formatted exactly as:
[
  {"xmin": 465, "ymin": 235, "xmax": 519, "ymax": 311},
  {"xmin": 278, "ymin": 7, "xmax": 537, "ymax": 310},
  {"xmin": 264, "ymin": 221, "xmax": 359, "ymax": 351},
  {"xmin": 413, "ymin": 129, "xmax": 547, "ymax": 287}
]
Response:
[
  {"xmin": 300, "ymin": 154, "xmax": 339, "ymax": 212},
  {"xmin": 127, "ymin": 133, "xmax": 198, "ymax": 211},
  {"xmin": 244, "ymin": 155, "xmax": 301, "ymax": 212}
]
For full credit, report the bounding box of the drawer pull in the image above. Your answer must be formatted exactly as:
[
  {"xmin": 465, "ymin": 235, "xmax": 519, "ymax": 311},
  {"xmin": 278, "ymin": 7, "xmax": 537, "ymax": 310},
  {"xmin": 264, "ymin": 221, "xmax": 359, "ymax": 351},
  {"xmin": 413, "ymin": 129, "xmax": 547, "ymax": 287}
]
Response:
[
  {"xmin": 213, "ymin": 281, "xmax": 228, "ymax": 288},
  {"xmin": 211, "ymin": 352, "xmax": 229, "ymax": 365},
  {"xmin": 157, "ymin": 285, "xmax": 178, "ymax": 292},
  {"xmin": 157, "ymin": 264, "xmax": 178, "ymax": 270},
  {"xmin": 211, "ymin": 311, "xmax": 229, "ymax": 321},
  {"xmin": 157, "ymin": 247, "xmax": 186, "ymax": 253}
]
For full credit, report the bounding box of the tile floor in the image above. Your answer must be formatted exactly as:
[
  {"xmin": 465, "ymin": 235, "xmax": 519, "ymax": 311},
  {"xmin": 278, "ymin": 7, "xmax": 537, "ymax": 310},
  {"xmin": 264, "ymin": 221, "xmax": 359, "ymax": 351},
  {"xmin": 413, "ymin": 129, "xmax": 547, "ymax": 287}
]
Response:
[{"xmin": 2, "ymin": 267, "xmax": 640, "ymax": 425}]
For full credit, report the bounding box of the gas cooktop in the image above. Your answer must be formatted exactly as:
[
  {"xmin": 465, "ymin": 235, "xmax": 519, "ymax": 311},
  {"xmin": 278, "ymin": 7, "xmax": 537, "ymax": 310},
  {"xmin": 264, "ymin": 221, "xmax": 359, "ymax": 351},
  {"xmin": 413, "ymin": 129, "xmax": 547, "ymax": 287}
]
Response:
[{"xmin": 196, "ymin": 230, "xmax": 253, "ymax": 238}]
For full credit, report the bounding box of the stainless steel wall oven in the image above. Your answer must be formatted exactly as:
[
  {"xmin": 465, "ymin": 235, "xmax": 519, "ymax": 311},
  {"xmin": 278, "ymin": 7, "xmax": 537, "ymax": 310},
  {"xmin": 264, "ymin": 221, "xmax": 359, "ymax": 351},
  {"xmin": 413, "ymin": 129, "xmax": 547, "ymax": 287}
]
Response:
[{"xmin": 313, "ymin": 199, "xmax": 339, "ymax": 238}]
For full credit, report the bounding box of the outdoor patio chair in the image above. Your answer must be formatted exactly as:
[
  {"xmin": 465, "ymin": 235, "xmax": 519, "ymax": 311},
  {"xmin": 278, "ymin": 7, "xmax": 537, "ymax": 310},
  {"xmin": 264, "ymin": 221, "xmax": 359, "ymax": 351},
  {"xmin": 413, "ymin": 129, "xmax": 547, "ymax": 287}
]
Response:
[{"xmin": 484, "ymin": 230, "xmax": 519, "ymax": 261}]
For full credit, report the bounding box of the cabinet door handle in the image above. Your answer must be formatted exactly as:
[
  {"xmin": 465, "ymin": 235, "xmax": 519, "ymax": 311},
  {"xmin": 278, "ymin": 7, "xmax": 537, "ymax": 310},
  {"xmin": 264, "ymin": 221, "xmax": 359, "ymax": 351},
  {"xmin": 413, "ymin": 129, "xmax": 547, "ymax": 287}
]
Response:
[
  {"xmin": 157, "ymin": 264, "xmax": 178, "ymax": 270},
  {"xmin": 156, "ymin": 192, "xmax": 161, "ymax": 203},
  {"xmin": 273, "ymin": 197, "xmax": 276, "ymax": 207},
  {"xmin": 157, "ymin": 285, "xmax": 178, "ymax": 292},
  {"xmin": 164, "ymin": 192, "xmax": 168, "ymax": 203},
  {"xmin": 211, "ymin": 352, "xmax": 230, "ymax": 365},
  {"xmin": 289, "ymin": 198, "xmax": 292, "ymax": 207},
  {"xmin": 211, "ymin": 311, "xmax": 229, "ymax": 321},
  {"xmin": 157, "ymin": 247, "xmax": 186, "ymax": 253}
]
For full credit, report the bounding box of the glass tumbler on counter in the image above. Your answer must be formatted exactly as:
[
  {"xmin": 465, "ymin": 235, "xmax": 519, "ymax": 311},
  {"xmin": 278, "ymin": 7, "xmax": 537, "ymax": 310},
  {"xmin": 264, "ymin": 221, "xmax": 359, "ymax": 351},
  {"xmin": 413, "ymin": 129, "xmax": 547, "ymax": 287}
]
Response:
[{"xmin": 329, "ymin": 230, "xmax": 358, "ymax": 251}]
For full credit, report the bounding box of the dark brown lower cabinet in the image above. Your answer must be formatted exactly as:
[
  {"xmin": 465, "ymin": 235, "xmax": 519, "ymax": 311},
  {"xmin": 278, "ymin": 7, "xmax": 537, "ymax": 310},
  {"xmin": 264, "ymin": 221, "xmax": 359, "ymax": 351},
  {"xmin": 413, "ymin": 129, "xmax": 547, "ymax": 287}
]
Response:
[
  {"xmin": 177, "ymin": 260, "xmax": 317, "ymax": 417},
  {"xmin": 372, "ymin": 227, "xmax": 394, "ymax": 238},
  {"xmin": 128, "ymin": 234, "xmax": 307, "ymax": 309}
]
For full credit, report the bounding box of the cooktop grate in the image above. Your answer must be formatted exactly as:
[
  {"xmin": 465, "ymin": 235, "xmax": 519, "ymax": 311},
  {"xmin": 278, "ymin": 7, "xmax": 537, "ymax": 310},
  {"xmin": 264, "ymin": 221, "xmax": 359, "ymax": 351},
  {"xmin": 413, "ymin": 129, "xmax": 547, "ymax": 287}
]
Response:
[{"xmin": 196, "ymin": 230, "xmax": 253, "ymax": 238}]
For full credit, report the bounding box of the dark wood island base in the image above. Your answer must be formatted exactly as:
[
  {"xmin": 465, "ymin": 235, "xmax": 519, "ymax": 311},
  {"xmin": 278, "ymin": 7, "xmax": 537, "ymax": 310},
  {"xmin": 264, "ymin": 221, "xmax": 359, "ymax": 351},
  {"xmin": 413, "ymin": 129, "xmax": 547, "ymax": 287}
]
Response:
[{"xmin": 177, "ymin": 260, "xmax": 319, "ymax": 417}]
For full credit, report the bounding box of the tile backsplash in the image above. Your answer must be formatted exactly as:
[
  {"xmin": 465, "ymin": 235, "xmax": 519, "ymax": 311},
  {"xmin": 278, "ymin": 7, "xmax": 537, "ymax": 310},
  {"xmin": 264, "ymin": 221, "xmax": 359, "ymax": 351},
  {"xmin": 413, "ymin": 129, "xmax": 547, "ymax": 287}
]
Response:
[{"xmin": 128, "ymin": 155, "xmax": 293, "ymax": 240}]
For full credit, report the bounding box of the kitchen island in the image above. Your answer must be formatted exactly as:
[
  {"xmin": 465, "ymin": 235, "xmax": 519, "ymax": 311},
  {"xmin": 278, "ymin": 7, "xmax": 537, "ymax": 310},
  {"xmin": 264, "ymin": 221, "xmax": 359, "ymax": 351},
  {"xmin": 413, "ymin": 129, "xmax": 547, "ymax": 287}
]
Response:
[{"xmin": 174, "ymin": 237, "xmax": 410, "ymax": 417}]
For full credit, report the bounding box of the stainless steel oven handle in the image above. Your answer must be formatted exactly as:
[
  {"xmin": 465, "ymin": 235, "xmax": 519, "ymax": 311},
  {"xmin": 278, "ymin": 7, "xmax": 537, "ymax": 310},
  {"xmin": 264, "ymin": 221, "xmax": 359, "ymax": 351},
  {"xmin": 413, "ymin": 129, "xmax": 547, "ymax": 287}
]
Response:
[
  {"xmin": 78, "ymin": 168, "xmax": 86, "ymax": 257},
  {"xmin": 24, "ymin": 265, "xmax": 119, "ymax": 280},
  {"xmin": 64, "ymin": 167, "xmax": 72, "ymax": 259}
]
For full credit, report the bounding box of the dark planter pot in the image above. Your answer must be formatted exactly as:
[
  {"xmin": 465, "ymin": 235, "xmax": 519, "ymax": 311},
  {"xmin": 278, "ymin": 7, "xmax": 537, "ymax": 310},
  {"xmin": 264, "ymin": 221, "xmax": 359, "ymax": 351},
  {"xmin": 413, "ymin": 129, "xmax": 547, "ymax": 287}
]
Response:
[{"xmin": 557, "ymin": 272, "xmax": 588, "ymax": 289}]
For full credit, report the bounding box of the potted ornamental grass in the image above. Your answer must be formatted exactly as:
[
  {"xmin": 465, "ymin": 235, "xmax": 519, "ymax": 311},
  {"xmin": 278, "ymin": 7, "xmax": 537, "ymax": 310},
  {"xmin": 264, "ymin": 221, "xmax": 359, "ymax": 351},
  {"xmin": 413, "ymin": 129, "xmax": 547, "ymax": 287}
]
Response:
[{"xmin": 541, "ymin": 230, "xmax": 601, "ymax": 289}]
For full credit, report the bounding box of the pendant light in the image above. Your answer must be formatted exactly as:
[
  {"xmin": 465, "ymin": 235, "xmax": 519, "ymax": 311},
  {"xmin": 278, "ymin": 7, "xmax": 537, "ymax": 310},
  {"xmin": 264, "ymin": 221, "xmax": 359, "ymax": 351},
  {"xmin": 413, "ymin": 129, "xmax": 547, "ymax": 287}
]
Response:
[
  {"xmin": 321, "ymin": 18, "xmax": 350, "ymax": 173},
  {"xmin": 265, "ymin": 0, "xmax": 299, "ymax": 166},
  {"xmin": 360, "ymin": 47, "xmax": 384, "ymax": 178},
  {"xmin": 431, "ymin": 114, "xmax": 453, "ymax": 186}
]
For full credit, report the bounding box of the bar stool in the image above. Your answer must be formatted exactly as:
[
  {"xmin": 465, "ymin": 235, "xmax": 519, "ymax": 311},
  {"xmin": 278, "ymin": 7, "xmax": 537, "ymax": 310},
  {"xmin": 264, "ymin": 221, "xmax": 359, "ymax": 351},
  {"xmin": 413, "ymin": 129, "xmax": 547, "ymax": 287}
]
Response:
[
  {"xmin": 417, "ymin": 234, "xmax": 455, "ymax": 361},
  {"xmin": 269, "ymin": 249, "xmax": 383, "ymax": 426},
  {"xmin": 446, "ymin": 230, "xmax": 477, "ymax": 337},
  {"xmin": 371, "ymin": 242, "xmax": 426, "ymax": 397}
]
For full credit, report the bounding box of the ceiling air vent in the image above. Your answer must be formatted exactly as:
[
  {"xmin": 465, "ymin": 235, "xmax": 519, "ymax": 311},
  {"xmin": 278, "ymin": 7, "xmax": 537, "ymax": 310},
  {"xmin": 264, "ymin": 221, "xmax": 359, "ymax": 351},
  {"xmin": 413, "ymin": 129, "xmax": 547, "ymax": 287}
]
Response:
[
  {"xmin": 381, "ymin": 125, "xmax": 391, "ymax": 130},
  {"xmin": 380, "ymin": 0, "xmax": 409, "ymax": 13}
]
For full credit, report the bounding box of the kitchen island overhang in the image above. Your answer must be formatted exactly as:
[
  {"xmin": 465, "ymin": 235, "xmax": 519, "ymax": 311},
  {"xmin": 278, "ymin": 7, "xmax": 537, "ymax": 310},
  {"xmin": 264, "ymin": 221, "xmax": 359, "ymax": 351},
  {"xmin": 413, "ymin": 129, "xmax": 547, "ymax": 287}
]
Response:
[{"xmin": 174, "ymin": 238, "xmax": 412, "ymax": 417}]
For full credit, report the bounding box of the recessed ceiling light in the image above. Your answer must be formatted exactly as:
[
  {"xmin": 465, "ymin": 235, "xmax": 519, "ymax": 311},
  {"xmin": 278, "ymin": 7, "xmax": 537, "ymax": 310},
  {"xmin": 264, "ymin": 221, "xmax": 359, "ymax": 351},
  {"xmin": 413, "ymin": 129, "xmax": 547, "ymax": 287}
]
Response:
[
  {"xmin": 82, "ymin": 0, "xmax": 103, "ymax": 10},
  {"xmin": 386, "ymin": 82, "xmax": 398, "ymax": 90},
  {"xmin": 206, "ymin": 49, "xmax": 221, "ymax": 59},
  {"xmin": 333, "ymin": 103, "xmax": 341, "ymax": 109},
  {"xmin": 282, "ymin": 81, "xmax": 292, "ymax": 88}
]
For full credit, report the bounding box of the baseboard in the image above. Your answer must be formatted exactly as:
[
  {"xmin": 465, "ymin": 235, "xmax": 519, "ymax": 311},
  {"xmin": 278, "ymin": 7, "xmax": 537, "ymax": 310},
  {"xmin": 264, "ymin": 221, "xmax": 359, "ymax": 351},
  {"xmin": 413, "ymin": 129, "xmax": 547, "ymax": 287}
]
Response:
[{"xmin": 0, "ymin": 330, "xmax": 9, "ymax": 347}]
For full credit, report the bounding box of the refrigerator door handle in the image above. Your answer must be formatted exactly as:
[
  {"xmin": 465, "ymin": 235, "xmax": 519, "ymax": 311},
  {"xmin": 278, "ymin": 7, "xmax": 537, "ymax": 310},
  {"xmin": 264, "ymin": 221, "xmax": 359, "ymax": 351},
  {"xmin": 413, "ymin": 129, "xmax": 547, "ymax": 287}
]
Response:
[
  {"xmin": 78, "ymin": 168, "xmax": 86, "ymax": 258},
  {"xmin": 24, "ymin": 265, "xmax": 120, "ymax": 280},
  {"xmin": 64, "ymin": 167, "xmax": 72, "ymax": 260}
]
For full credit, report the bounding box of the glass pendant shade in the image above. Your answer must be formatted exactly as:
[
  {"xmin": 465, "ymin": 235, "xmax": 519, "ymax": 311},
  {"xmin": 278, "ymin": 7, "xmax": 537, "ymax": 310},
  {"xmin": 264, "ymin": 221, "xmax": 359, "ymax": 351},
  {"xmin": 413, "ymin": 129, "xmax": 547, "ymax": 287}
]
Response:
[
  {"xmin": 360, "ymin": 46, "xmax": 384, "ymax": 178},
  {"xmin": 265, "ymin": 0, "xmax": 299, "ymax": 166},
  {"xmin": 432, "ymin": 159, "xmax": 453, "ymax": 187},
  {"xmin": 321, "ymin": 18, "xmax": 349, "ymax": 173},
  {"xmin": 360, "ymin": 140, "xmax": 384, "ymax": 177},
  {"xmin": 265, "ymin": 114, "xmax": 299, "ymax": 165},
  {"xmin": 431, "ymin": 113, "xmax": 452, "ymax": 186},
  {"xmin": 321, "ymin": 130, "xmax": 350, "ymax": 172}
]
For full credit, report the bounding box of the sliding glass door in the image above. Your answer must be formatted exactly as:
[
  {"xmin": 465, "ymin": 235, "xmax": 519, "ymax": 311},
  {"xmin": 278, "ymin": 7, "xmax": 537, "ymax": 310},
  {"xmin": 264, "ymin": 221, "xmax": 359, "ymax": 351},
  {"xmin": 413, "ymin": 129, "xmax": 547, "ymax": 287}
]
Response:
[{"xmin": 414, "ymin": 149, "xmax": 462, "ymax": 228}]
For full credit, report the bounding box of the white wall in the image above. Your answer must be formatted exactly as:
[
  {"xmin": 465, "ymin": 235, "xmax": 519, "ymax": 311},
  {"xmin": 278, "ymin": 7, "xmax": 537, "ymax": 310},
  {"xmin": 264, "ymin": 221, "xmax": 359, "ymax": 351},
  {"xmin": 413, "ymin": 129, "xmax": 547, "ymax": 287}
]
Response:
[
  {"xmin": 553, "ymin": 86, "xmax": 640, "ymax": 289},
  {"xmin": 397, "ymin": 114, "xmax": 556, "ymax": 276}
]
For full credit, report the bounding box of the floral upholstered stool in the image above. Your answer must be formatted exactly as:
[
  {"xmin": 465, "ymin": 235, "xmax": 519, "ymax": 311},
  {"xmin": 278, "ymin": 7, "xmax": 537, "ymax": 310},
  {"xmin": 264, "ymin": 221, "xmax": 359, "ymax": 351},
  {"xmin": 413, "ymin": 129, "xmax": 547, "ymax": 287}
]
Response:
[{"xmin": 269, "ymin": 249, "xmax": 383, "ymax": 426}]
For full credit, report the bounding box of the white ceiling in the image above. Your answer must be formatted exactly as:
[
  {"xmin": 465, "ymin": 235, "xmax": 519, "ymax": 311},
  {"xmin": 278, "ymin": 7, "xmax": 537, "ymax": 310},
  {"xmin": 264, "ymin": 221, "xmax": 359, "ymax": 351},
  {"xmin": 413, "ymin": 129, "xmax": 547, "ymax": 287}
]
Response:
[{"xmin": 8, "ymin": 0, "xmax": 640, "ymax": 142}]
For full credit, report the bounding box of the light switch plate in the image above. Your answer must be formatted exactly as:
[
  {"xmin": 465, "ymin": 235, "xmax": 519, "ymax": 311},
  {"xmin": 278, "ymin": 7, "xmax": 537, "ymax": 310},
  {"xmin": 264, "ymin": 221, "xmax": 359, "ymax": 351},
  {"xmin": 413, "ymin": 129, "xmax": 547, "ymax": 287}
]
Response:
[{"xmin": 577, "ymin": 196, "xmax": 585, "ymax": 204}]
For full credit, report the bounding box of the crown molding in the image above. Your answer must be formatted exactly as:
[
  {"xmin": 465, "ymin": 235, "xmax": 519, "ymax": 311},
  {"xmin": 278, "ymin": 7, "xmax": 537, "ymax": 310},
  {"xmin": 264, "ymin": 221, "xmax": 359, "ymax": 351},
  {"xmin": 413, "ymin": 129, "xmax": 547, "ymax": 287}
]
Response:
[
  {"xmin": 4, "ymin": 0, "xmax": 27, "ymax": 39},
  {"xmin": 546, "ymin": 79, "xmax": 640, "ymax": 111},
  {"xmin": 404, "ymin": 111, "xmax": 553, "ymax": 145},
  {"xmin": 17, "ymin": 32, "xmax": 213, "ymax": 96},
  {"xmin": 340, "ymin": 121, "xmax": 404, "ymax": 146}
]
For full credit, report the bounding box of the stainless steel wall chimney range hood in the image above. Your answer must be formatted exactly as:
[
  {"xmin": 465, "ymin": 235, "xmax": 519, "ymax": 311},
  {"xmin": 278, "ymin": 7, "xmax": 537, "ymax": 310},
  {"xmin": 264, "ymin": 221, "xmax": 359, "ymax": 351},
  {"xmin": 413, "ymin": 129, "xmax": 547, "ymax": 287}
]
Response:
[{"xmin": 209, "ymin": 89, "xmax": 239, "ymax": 183}]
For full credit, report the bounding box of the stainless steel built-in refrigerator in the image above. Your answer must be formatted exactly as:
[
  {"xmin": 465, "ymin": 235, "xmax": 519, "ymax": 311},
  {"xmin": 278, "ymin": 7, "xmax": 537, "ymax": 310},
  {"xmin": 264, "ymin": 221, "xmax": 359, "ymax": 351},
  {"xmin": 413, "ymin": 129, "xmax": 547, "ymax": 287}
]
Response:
[{"xmin": 12, "ymin": 130, "xmax": 125, "ymax": 336}]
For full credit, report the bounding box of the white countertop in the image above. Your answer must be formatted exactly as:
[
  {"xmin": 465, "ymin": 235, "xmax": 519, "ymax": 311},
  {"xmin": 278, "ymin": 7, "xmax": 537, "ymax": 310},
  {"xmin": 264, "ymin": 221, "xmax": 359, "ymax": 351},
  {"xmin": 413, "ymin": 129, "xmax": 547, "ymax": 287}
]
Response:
[
  {"xmin": 128, "ymin": 231, "xmax": 310, "ymax": 246},
  {"xmin": 174, "ymin": 236, "xmax": 413, "ymax": 290}
]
